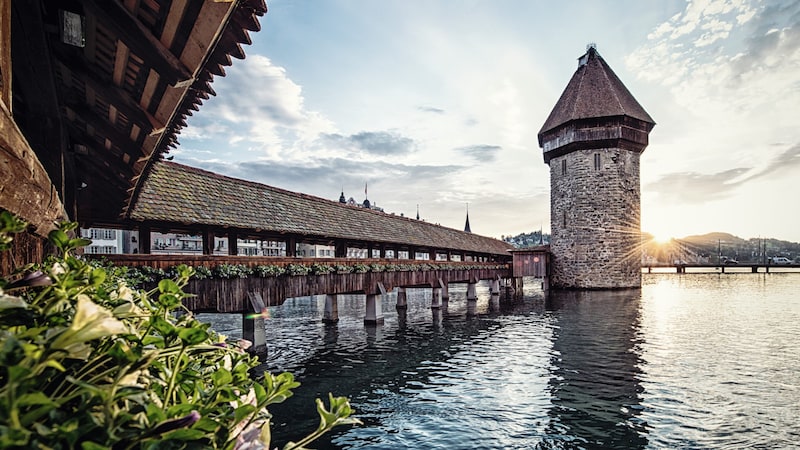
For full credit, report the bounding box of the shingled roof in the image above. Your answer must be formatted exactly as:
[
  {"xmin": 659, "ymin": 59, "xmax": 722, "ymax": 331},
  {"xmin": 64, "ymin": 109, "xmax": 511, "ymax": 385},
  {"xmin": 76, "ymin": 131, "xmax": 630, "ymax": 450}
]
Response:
[
  {"xmin": 129, "ymin": 162, "xmax": 514, "ymax": 257},
  {"xmin": 538, "ymin": 46, "xmax": 655, "ymax": 137}
]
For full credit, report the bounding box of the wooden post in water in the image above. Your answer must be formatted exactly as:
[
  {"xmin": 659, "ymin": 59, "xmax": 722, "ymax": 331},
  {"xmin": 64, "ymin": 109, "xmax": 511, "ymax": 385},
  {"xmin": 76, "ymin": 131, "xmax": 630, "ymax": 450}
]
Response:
[
  {"xmin": 243, "ymin": 292, "xmax": 267, "ymax": 355},
  {"xmin": 365, "ymin": 294, "xmax": 384, "ymax": 325},
  {"xmin": 396, "ymin": 287, "xmax": 408, "ymax": 309},
  {"xmin": 431, "ymin": 286, "xmax": 442, "ymax": 309},
  {"xmin": 466, "ymin": 281, "xmax": 478, "ymax": 301},
  {"xmin": 439, "ymin": 279, "xmax": 449, "ymax": 301},
  {"xmin": 490, "ymin": 277, "xmax": 500, "ymax": 296},
  {"xmin": 323, "ymin": 294, "xmax": 339, "ymax": 323}
]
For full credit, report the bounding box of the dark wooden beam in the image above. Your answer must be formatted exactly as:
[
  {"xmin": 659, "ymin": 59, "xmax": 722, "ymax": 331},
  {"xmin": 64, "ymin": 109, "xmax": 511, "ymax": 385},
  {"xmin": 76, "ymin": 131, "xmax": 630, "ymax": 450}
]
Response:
[
  {"xmin": 64, "ymin": 102, "xmax": 143, "ymax": 164},
  {"xmin": 82, "ymin": 0, "xmax": 191, "ymax": 86},
  {"xmin": 52, "ymin": 49, "xmax": 162, "ymax": 132}
]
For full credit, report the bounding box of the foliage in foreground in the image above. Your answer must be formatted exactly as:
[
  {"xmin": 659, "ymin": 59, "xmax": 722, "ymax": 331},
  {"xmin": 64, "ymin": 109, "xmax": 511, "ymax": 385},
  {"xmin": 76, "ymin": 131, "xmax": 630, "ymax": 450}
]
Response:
[{"xmin": 0, "ymin": 212, "xmax": 360, "ymax": 449}]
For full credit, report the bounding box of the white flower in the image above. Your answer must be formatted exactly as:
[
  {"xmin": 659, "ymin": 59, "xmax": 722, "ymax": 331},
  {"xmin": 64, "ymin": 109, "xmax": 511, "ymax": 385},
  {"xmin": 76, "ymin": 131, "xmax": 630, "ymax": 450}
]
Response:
[
  {"xmin": 50, "ymin": 262, "xmax": 67, "ymax": 277},
  {"xmin": 51, "ymin": 295, "xmax": 129, "ymax": 359}
]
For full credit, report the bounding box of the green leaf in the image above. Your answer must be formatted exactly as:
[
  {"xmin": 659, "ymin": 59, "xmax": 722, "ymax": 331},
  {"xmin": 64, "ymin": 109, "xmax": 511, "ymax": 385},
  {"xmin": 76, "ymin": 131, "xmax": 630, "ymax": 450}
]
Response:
[
  {"xmin": 89, "ymin": 267, "xmax": 107, "ymax": 286},
  {"xmin": 211, "ymin": 368, "xmax": 232, "ymax": 387},
  {"xmin": 253, "ymin": 382, "xmax": 267, "ymax": 405},
  {"xmin": 81, "ymin": 442, "xmax": 110, "ymax": 450},
  {"xmin": 161, "ymin": 428, "xmax": 206, "ymax": 441},
  {"xmin": 234, "ymin": 404, "xmax": 256, "ymax": 423},
  {"xmin": 17, "ymin": 392, "xmax": 57, "ymax": 407},
  {"xmin": 178, "ymin": 327, "xmax": 208, "ymax": 346},
  {"xmin": 158, "ymin": 279, "xmax": 180, "ymax": 294},
  {"xmin": 48, "ymin": 229, "xmax": 70, "ymax": 249}
]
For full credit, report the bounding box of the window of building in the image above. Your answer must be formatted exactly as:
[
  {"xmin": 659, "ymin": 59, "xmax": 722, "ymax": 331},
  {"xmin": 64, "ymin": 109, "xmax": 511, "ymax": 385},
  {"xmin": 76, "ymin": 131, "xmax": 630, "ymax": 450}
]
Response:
[
  {"xmin": 561, "ymin": 159, "xmax": 567, "ymax": 175},
  {"xmin": 563, "ymin": 211, "xmax": 567, "ymax": 228},
  {"xmin": 594, "ymin": 153, "xmax": 601, "ymax": 170}
]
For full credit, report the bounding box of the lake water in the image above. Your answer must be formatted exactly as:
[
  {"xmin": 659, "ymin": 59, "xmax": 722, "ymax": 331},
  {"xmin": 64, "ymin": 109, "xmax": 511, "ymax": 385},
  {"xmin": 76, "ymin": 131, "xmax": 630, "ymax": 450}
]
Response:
[{"xmin": 199, "ymin": 273, "xmax": 800, "ymax": 449}]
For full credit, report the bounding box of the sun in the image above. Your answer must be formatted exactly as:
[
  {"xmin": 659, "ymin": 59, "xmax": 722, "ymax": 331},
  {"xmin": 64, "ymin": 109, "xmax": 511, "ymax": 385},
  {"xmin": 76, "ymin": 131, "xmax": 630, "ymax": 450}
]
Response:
[{"xmin": 650, "ymin": 232, "xmax": 673, "ymax": 245}]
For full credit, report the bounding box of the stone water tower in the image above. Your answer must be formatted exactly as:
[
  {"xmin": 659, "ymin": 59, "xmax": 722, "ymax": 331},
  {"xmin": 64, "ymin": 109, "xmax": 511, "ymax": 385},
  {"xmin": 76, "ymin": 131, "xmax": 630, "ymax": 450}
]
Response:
[{"xmin": 538, "ymin": 46, "xmax": 655, "ymax": 289}]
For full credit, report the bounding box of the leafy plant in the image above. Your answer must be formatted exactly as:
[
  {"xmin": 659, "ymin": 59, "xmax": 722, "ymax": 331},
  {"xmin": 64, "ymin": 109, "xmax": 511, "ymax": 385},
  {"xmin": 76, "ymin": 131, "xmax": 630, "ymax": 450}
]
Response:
[
  {"xmin": 309, "ymin": 263, "xmax": 334, "ymax": 276},
  {"xmin": 285, "ymin": 264, "xmax": 310, "ymax": 276},
  {"xmin": 253, "ymin": 264, "xmax": 286, "ymax": 277},
  {"xmin": 0, "ymin": 219, "xmax": 360, "ymax": 449},
  {"xmin": 352, "ymin": 263, "xmax": 369, "ymax": 274},
  {"xmin": 332, "ymin": 264, "xmax": 352, "ymax": 274},
  {"xmin": 214, "ymin": 263, "xmax": 253, "ymax": 279}
]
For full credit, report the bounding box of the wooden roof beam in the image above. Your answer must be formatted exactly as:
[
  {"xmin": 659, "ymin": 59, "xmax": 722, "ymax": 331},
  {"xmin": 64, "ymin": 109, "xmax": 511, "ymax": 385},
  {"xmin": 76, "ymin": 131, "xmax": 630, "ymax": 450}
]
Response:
[
  {"xmin": 82, "ymin": 0, "xmax": 192, "ymax": 87},
  {"xmin": 53, "ymin": 51, "xmax": 163, "ymax": 133},
  {"xmin": 65, "ymin": 103, "xmax": 143, "ymax": 162}
]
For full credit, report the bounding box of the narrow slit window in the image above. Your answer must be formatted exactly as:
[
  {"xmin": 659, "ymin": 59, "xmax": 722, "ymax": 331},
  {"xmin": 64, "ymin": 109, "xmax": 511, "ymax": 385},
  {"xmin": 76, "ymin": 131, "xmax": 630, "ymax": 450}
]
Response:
[
  {"xmin": 594, "ymin": 153, "xmax": 601, "ymax": 170},
  {"xmin": 562, "ymin": 159, "xmax": 567, "ymax": 175},
  {"xmin": 562, "ymin": 211, "xmax": 567, "ymax": 228}
]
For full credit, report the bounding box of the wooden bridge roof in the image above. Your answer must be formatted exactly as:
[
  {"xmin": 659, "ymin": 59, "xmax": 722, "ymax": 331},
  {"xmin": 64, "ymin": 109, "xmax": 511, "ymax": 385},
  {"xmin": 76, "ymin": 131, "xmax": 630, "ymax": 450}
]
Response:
[
  {"xmin": 5, "ymin": 0, "xmax": 266, "ymax": 233},
  {"xmin": 129, "ymin": 162, "xmax": 514, "ymax": 257},
  {"xmin": 538, "ymin": 46, "xmax": 655, "ymax": 140}
]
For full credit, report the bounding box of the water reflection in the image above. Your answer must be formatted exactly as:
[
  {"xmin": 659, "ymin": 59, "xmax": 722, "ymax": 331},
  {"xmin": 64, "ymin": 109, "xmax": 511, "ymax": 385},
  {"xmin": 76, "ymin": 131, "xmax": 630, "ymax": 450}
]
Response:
[{"xmin": 542, "ymin": 290, "xmax": 648, "ymax": 449}]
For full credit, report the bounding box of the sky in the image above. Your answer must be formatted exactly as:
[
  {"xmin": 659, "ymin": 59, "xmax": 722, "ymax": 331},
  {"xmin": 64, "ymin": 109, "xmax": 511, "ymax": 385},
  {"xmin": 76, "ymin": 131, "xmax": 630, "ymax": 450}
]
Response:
[{"xmin": 174, "ymin": 0, "xmax": 800, "ymax": 243}]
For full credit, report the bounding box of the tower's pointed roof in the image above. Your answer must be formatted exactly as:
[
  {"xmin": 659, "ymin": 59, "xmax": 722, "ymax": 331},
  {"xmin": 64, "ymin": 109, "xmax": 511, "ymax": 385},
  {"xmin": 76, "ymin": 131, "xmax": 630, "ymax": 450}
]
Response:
[
  {"xmin": 464, "ymin": 208, "xmax": 472, "ymax": 233},
  {"xmin": 538, "ymin": 46, "xmax": 654, "ymax": 137}
]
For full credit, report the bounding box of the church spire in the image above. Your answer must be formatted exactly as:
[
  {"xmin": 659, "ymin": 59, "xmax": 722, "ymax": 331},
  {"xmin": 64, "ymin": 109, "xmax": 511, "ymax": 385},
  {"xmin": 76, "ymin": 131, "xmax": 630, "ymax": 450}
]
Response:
[
  {"xmin": 416, "ymin": 204, "xmax": 420, "ymax": 220},
  {"xmin": 339, "ymin": 187, "xmax": 346, "ymax": 203},
  {"xmin": 464, "ymin": 203, "xmax": 472, "ymax": 233}
]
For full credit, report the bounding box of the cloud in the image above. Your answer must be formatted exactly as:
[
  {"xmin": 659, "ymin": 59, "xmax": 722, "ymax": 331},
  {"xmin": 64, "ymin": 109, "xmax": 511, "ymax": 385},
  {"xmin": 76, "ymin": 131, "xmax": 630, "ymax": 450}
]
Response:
[
  {"xmin": 742, "ymin": 142, "xmax": 800, "ymax": 181},
  {"xmin": 645, "ymin": 167, "xmax": 750, "ymax": 204},
  {"xmin": 185, "ymin": 54, "xmax": 335, "ymax": 155},
  {"xmin": 320, "ymin": 131, "xmax": 415, "ymax": 156},
  {"xmin": 454, "ymin": 144, "xmax": 502, "ymax": 161},
  {"xmin": 181, "ymin": 156, "xmax": 465, "ymax": 200},
  {"xmin": 418, "ymin": 106, "xmax": 446, "ymax": 114}
]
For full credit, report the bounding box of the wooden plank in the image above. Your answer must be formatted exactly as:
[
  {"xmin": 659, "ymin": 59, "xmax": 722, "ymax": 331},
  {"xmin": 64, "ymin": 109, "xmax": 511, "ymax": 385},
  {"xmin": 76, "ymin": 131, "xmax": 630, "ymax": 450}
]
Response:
[
  {"xmin": 0, "ymin": 102, "xmax": 66, "ymax": 235},
  {"xmin": 53, "ymin": 52, "xmax": 162, "ymax": 131},
  {"xmin": 179, "ymin": 0, "xmax": 235, "ymax": 70},
  {"xmin": 0, "ymin": 0, "xmax": 11, "ymax": 110},
  {"xmin": 112, "ymin": 41, "xmax": 131, "ymax": 86},
  {"xmin": 160, "ymin": 0, "xmax": 188, "ymax": 48},
  {"xmin": 83, "ymin": 0, "xmax": 191, "ymax": 85}
]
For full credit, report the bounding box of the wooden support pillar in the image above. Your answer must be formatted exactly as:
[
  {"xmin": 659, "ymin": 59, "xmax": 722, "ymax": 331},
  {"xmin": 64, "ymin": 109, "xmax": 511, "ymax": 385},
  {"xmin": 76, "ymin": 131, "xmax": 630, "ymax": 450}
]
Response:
[
  {"xmin": 431, "ymin": 286, "xmax": 442, "ymax": 309},
  {"xmin": 286, "ymin": 236, "xmax": 297, "ymax": 257},
  {"xmin": 138, "ymin": 224, "xmax": 151, "ymax": 254},
  {"xmin": 323, "ymin": 294, "xmax": 339, "ymax": 323},
  {"xmin": 228, "ymin": 231, "xmax": 238, "ymax": 256},
  {"xmin": 751, "ymin": 266, "xmax": 758, "ymax": 273},
  {"xmin": 490, "ymin": 278, "xmax": 500, "ymax": 296},
  {"xmin": 380, "ymin": 245, "xmax": 387, "ymax": 258},
  {"xmin": 513, "ymin": 277, "xmax": 524, "ymax": 299},
  {"xmin": 243, "ymin": 292, "xmax": 267, "ymax": 355},
  {"xmin": 364, "ymin": 293, "xmax": 384, "ymax": 325},
  {"xmin": 429, "ymin": 250, "xmax": 436, "ymax": 261},
  {"xmin": 202, "ymin": 229, "xmax": 214, "ymax": 255},
  {"xmin": 396, "ymin": 287, "xmax": 408, "ymax": 309},
  {"xmin": 408, "ymin": 246, "xmax": 416, "ymax": 260},
  {"xmin": 467, "ymin": 281, "xmax": 478, "ymax": 301},
  {"xmin": 438, "ymin": 279, "xmax": 449, "ymax": 301}
]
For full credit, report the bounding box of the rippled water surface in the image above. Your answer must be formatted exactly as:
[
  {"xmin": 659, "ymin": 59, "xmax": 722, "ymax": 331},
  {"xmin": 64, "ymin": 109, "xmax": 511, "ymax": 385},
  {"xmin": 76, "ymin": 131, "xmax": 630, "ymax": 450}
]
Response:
[{"xmin": 199, "ymin": 273, "xmax": 800, "ymax": 449}]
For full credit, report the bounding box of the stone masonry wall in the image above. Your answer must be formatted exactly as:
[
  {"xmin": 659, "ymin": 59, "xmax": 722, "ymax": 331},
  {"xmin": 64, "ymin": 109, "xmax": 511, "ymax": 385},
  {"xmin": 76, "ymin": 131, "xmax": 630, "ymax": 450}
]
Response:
[{"xmin": 549, "ymin": 148, "xmax": 641, "ymax": 288}]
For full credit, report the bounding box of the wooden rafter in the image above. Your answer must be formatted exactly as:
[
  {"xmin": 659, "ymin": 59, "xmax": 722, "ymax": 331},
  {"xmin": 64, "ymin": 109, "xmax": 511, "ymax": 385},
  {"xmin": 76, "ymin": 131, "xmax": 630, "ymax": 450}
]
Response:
[{"xmin": 82, "ymin": 0, "xmax": 192, "ymax": 86}]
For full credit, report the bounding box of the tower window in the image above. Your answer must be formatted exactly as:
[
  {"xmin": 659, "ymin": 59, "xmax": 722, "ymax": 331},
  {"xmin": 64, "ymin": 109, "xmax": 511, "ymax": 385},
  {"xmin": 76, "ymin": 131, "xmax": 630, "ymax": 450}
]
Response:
[
  {"xmin": 594, "ymin": 153, "xmax": 601, "ymax": 170},
  {"xmin": 562, "ymin": 211, "xmax": 567, "ymax": 228},
  {"xmin": 561, "ymin": 159, "xmax": 567, "ymax": 175}
]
